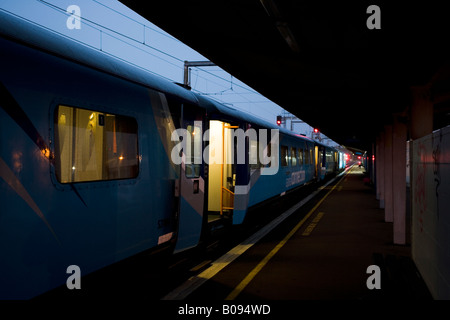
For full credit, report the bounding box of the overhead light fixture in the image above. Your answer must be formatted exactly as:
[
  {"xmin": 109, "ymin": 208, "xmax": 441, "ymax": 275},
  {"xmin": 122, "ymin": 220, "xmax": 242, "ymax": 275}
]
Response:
[
  {"xmin": 260, "ymin": 0, "xmax": 301, "ymax": 53},
  {"xmin": 276, "ymin": 21, "xmax": 300, "ymax": 53}
]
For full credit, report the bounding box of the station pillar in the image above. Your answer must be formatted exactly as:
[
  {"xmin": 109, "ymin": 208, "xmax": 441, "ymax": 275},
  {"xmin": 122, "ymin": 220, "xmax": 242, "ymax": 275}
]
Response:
[
  {"xmin": 392, "ymin": 115, "xmax": 407, "ymax": 245},
  {"xmin": 384, "ymin": 125, "xmax": 393, "ymax": 223},
  {"xmin": 377, "ymin": 131, "xmax": 385, "ymax": 209}
]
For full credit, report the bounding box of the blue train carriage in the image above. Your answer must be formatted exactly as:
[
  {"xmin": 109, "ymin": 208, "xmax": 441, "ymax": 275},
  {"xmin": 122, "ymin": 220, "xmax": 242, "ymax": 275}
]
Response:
[
  {"xmin": 313, "ymin": 141, "xmax": 339, "ymax": 180},
  {"xmin": 0, "ymin": 12, "xmax": 208, "ymax": 299},
  {"xmin": 195, "ymin": 96, "xmax": 317, "ymax": 225},
  {"xmin": 335, "ymin": 145, "xmax": 350, "ymax": 171}
]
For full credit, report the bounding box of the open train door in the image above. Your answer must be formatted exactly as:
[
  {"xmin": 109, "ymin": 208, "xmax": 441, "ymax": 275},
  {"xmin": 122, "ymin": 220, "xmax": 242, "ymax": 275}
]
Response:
[
  {"xmin": 207, "ymin": 120, "xmax": 237, "ymax": 221},
  {"xmin": 174, "ymin": 104, "xmax": 205, "ymax": 253},
  {"xmin": 315, "ymin": 145, "xmax": 319, "ymax": 180}
]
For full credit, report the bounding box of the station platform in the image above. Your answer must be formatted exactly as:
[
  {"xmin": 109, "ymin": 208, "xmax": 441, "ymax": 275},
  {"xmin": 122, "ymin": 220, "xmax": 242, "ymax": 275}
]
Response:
[{"xmin": 165, "ymin": 165, "xmax": 433, "ymax": 301}]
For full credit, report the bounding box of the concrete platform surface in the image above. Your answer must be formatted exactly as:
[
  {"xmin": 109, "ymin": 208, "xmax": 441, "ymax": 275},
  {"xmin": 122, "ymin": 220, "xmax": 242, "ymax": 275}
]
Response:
[{"xmin": 182, "ymin": 166, "xmax": 432, "ymax": 300}]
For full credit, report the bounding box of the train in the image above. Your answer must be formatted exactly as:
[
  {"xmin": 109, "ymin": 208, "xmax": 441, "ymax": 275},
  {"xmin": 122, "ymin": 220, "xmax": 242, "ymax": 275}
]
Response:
[{"xmin": 0, "ymin": 12, "xmax": 348, "ymax": 299}]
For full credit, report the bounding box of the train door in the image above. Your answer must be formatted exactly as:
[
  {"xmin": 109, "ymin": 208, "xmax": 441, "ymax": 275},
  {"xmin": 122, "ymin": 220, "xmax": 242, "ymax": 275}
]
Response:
[
  {"xmin": 174, "ymin": 104, "xmax": 205, "ymax": 253},
  {"xmin": 314, "ymin": 145, "xmax": 326, "ymax": 180},
  {"xmin": 207, "ymin": 120, "xmax": 237, "ymax": 220},
  {"xmin": 315, "ymin": 145, "xmax": 319, "ymax": 179}
]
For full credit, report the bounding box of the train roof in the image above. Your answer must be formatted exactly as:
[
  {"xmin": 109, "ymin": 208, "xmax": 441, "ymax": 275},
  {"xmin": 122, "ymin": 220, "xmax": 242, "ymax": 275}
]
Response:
[{"xmin": 195, "ymin": 94, "xmax": 313, "ymax": 140}]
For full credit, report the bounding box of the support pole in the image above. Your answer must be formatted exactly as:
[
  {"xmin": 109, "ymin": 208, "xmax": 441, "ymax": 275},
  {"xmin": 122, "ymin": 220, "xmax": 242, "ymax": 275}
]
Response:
[
  {"xmin": 379, "ymin": 131, "xmax": 385, "ymax": 209},
  {"xmin": 384, "ymin": 124, "xmax": 393, "ymax": 223},
  {"xmin": 392, "ymin": 115, "xmax": 407, "ymax": 244},
  {"xmin": 183, "ymin": 60, "xmax": 216, "ymax": 89},
  {"xmin": 376, "ymin": 135, "xmax": 380, "ymax": 200}
]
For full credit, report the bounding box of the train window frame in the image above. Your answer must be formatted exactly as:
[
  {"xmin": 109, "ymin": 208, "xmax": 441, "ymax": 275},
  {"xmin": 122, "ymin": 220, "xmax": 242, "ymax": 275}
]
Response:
[
  {"xmin": 53, "ymin": 104, "xmax": 139, "ymax": 184},
  {"xmin": 305, "ymin": 145, "xmax": 310, "ymax": 165},
  {"xmin": 249, "ymin": 134, "xmax": 261, "ymax": 171},
  {"xmin": 262, "ymin": 129, "xmax": 272, "ymax": 168},
  {"xmin": 184, "ymin": 123, "xmax": 202, "ymax": 179},
  {"xmin": 291, "ymin": 147, "xmax": 297, "ymax": 166},
  {"xmin": 298, "ymin": 148, "xmax": 304, "ymax": 165},
  {"xmin": 281, "ymin": 145, "xmax": 289, "ymax": 167}
]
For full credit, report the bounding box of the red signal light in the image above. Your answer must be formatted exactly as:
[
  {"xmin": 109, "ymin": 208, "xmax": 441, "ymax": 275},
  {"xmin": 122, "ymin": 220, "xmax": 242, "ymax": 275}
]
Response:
[
  {"xmin": 314, "ymin": 128, "xmax": 319, "ymax": 133},
  {"xmin": 276, "ymin": 115, "xmax": 282, "ymax": 126}
]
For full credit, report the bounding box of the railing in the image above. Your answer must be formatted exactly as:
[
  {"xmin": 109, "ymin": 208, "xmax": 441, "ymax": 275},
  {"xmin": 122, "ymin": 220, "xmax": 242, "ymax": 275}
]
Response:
[{"xmin": 221, "ymin": 187, "xmax": 234, "ymax": 215}]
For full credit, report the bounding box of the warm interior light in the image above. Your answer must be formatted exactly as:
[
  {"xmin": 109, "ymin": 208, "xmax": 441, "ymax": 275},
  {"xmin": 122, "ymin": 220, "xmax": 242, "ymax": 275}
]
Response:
[
  {"xmin": 41, "ymin": 148, "xmax": 51, "ymax": 159},
  {"xmin": 59, "ymin": 114, "xmax": 66, "ymax": 125}
]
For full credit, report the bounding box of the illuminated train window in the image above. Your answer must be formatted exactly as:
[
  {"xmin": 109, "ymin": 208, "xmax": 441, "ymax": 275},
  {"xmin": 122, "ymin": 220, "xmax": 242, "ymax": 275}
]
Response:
[
  {"xmin": 291, "ymin": 147, "xmax": 297, "ymax": 166},
  {"xmin": 281, "ymin": 145, "xmax": 289, "ymax": 167},
  {"xmin": 54, "ymin": 105, "xmax": 139, "ymax": 183},
  {"xmin": 298, "ymin": 148, "xmax": 304, "ymax": 165}
]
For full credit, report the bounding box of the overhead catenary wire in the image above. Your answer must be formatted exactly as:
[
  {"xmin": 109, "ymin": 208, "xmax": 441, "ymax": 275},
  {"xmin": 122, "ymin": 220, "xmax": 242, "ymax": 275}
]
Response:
[
  {"xmin": 38, "ymin": 0, "xmax": 278, "ymax": 100},
  {"xmin": 90, "ymin": 0, "xmax": 181, "ymax": 43},
  {"xmin": 33, "ymin": 0, "xmax": 288, "ymax": 123},
  {"xmin": 38, "ymin": 0, "xmax": 267, "ymax": 98},
  {"xmin": 0, "ymin": 8, "xmax": 178, "ymax": 84},
  {"xmin": 37, "ymin": 0, "xmax": 185, "ymax": 64}
]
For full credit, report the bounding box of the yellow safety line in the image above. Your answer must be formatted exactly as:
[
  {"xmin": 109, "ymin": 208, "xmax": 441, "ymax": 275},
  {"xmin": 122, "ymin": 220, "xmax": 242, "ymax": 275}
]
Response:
[
  {"xmin": 301, "ymin": 211, "xmax": 325, "ymax": 236},
  {"xmin": 225, "ymin": 168, "xmax": 351, "ymax": 300}
]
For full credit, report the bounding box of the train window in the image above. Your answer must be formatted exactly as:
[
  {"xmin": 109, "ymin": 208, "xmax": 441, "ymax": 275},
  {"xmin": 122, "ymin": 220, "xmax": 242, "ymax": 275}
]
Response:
[
  {"xmin": 326, "ymin": 151, "xmax": 333, "ymax": 163},
  {"xmin": 185, "ymin": 124, "xmax": 201, "ymax": 178},
  {"xmin": 309, "ymin": 148, "xmax": 314, "ymax": 164},
  {"xmin": 250, "ymin": 139, "xmax": 264, "ymax": 170},
  {"xmin": 262, "ymin": 130, "xmax": 272, "ymax": 168},
  {"xmin": 291, "ymin": 147, "xmax": 297, "ymax": 166},
  {"xmin": 298, "ymin": 148, "xmax": 303, "ymax": 165},
  {"xmin": 54, "ymin": 105, "xmax": 138, "ymax": 183},
  {"xmin": 305, "ymin": 146, "xmax": 310, "ymax": 164},
  {"xmin": 281, "ymin": 145, "xmax": 289, "ymax": 167}
]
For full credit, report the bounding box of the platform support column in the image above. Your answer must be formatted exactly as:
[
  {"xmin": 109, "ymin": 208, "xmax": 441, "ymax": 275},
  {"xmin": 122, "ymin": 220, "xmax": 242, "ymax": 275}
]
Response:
[
  {"xmin": 392, "ymin": 115, "xmax": 407, "ymax": 245},
  {"xmin": 375, "ymin": 136, "xmax": 380, "ymax": 200},
  {"xmin": 378, "ymin": 131, "xmax": 385, "ymax": 209},
  {"xmin": 384, "ymin": 125, "xmax": 393, "ymax": 222}
]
